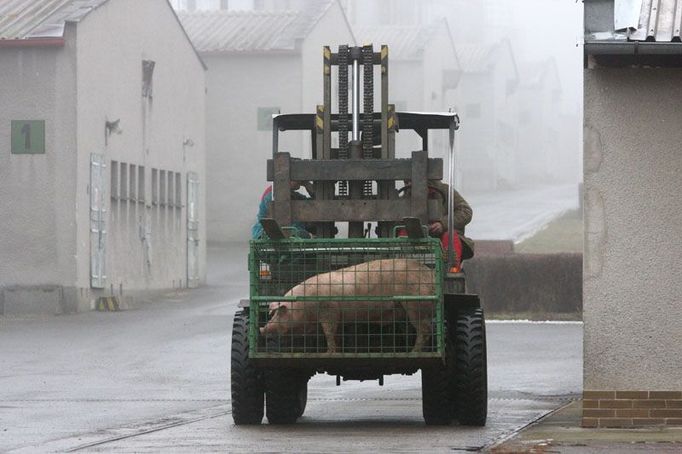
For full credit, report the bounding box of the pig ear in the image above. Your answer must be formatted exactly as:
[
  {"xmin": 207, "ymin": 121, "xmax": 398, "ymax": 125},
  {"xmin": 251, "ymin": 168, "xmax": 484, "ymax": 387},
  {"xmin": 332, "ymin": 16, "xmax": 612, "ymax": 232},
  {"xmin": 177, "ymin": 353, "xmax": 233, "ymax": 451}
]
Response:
[{"xmin": 277, "ymin": 305, "xmax": 288, "ymax": 313}]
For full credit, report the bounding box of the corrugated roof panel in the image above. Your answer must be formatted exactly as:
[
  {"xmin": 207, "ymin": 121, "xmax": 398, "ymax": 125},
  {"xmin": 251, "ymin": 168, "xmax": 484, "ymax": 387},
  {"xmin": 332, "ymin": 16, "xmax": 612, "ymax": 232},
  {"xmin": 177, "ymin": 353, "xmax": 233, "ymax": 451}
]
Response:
[
  {"xmin": 0, "ymin": 0, "xmax": 106, "ymax": 40},
  {"xmin": 179, "ymin": 10, "xmax": 299, "ymax": 53},
  {"xmin": 354, "ymin": 24, "xmax": 440, "ymax": 61},
  {"xmin": 178, "ymin": 0, "xmax": 334, "ymax": 54},
  {"xmin": 628, "ymin": 0, "xmax": 682, "ymax": 41},
  {"xmin": 457, "ymin": 44, "xmax": 494, "ymax": 73}
]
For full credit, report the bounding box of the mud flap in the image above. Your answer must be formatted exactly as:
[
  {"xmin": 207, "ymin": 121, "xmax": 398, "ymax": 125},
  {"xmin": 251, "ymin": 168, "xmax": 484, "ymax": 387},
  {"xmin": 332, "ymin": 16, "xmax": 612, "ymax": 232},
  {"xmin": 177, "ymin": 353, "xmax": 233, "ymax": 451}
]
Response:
[{"xmin": 444, "ymin": 294, "xmax": 481, "ymax": 319}]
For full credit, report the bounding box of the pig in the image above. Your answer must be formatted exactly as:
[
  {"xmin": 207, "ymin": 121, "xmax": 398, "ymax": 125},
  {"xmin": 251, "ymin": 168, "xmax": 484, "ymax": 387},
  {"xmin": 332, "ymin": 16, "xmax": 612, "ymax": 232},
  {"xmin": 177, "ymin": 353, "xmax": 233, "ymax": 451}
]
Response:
[{"xmin": 260, "ymin": 258, "xmax": 435, "ymax": 353}]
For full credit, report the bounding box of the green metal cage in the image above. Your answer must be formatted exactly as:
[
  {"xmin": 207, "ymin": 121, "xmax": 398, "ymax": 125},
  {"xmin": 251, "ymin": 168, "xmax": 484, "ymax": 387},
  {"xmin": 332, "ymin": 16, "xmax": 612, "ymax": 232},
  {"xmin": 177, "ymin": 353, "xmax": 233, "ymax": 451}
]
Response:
[{"xmin": 248, "ymin": 237, "xmax": 444, "ymax": 359}]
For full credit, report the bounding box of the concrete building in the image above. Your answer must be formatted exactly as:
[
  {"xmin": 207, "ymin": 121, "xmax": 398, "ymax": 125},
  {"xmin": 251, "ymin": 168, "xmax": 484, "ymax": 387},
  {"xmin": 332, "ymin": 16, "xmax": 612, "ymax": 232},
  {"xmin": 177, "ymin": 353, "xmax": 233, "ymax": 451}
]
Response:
[
  {"xmin": 0, "ymin": 0, "xmax": 207, "ymax": 315},
  {"xmin": 583, "ymin": 0, "xmax": 682, "ymax": 428},
  {"xmin": 455, "ymin": 40, "xmax": 519, "ymax": 192},
  {"xmin": 353, "ymin": 20, "xmax": 461, "ymax": 161},
  {"xmin": 178, "ymin": 0, "xmax": 354, "ymax": 243}
]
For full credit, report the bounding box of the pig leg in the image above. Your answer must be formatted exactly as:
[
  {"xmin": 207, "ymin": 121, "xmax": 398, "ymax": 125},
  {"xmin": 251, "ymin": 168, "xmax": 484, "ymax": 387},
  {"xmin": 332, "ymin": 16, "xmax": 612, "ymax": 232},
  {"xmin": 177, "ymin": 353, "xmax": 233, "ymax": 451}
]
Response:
[
  {"xmin": 405, "ymin": 303, "xmax": 433, "ymax": 352},
  {"xmin": 411, "ymin": 319, "xmax": 432, "ymax": 352},
  {"xmin": 320, "ymin": 320, "xmax": 338, "ymax": 353}
]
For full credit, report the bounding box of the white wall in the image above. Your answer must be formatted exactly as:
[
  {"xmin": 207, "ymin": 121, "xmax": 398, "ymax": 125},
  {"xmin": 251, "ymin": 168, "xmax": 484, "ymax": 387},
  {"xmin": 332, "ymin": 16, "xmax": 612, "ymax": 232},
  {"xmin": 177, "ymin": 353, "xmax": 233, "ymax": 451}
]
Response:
[
  {"xmin": 75, "ymin": 0, "xmax": 206, "ymax": 301},
  {"xmin": 0, "ymin": 35, "xmax": 78, "ymax": 314},
  {"xmin": 584, "ymin": 68, "xmax": 682, "ymax": 390},
  {"xmin": 204, "ymin": 54, "xmax": 302, "ymax": 243}
]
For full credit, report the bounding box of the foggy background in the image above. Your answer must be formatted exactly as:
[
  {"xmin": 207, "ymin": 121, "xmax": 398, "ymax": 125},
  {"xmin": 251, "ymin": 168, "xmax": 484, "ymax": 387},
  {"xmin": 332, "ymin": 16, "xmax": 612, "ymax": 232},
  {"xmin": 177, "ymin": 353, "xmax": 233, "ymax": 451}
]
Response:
[{"xmin": 172, "ymin": 0, "xmax": 583, "ymax": 243}]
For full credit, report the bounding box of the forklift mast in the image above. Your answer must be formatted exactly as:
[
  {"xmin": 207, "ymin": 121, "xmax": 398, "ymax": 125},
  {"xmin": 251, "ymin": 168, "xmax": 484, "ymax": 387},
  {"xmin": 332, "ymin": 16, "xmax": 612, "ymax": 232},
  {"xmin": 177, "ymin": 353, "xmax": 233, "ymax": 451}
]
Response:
[{"xmin": 266, "ymin": 44, "xmax": 452, "ymax": 243}]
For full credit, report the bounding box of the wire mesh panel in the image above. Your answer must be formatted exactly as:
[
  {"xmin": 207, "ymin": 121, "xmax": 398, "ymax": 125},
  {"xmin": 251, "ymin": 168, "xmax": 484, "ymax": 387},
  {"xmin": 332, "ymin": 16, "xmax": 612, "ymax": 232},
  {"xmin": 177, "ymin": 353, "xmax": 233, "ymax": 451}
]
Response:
[{"xmin": 249, "ymin": 238, "xmax": 443, "ymax": 359}]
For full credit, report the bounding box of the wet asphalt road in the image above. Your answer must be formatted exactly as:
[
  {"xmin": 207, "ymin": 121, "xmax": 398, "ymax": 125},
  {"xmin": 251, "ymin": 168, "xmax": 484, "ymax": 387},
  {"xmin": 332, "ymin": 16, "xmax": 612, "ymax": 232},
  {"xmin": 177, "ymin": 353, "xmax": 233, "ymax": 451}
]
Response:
[{"xmin": 0, "ymin": 245, "xmax": 582, "ymax": 453}]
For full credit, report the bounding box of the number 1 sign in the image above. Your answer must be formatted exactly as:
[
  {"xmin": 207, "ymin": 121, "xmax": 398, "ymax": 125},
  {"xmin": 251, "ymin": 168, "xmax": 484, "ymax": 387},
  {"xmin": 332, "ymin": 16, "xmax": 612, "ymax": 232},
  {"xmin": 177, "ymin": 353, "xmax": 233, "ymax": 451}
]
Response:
[{"xmin": 11, "ymin": 120, "xmax": 45, "ymax": 154}]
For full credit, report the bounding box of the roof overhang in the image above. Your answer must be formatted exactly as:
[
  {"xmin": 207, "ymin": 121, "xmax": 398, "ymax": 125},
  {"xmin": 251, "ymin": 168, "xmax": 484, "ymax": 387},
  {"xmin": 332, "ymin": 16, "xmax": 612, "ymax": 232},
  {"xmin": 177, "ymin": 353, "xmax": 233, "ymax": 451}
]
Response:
[
  {"xmin": 0, "ymin": 37, "xmax": 65, "ymax": 48},
  {"xmin": 585, "ymin": 40, "xmax": 682, "ymax": 66}
]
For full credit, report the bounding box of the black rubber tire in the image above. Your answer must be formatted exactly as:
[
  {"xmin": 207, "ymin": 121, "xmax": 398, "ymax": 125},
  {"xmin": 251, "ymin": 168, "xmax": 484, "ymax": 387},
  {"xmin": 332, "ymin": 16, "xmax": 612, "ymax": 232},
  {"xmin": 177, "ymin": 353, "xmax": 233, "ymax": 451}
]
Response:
[
  {"xmin": 265, "ymin": 369, "xmax": 303, "ymax": 424},
  {"xmin": 231, "ymin": 310, "xmax": 264, "ymax": 425},
  {"xmin": 295, "ymin": 376, "xmax": 308, "ymax": 419},
  {"xmin": 451, "ymin": 308, "xmax": 488, "ymax": 426},
  {"xmin": 421, "ymin": 364, "xmax": 452, "ymax": 425}
]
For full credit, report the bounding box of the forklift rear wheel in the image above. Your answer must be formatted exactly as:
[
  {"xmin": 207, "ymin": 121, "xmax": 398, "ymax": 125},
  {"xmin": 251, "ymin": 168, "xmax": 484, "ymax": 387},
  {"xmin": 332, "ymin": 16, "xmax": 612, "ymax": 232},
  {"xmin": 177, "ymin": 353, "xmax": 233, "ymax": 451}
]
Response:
[
  {"xmin": 421, "ymin": 364, "xmax": 452, "ymax": 425},
  {"xmin": 295, "ymin": 376, "xmax": 308, "ymax": 418},
  {"xmin": 231, "ymin": 310, "xmax": 264, "ymax": 425},
  {"xmin": 451, "ymin": 308, "xmax": 488, "ymax": 426},
  {"xmin": 265, "ymin": 368, "xmax": 303, "ymax": 424}
]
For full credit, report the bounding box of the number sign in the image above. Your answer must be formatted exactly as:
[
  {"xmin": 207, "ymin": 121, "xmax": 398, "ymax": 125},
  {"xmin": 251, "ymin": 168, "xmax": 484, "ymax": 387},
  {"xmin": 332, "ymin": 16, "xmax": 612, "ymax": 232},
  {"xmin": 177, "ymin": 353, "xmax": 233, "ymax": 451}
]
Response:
[{"xmin": 11, "ymin": 120, "xmax": 45, "ymax": 154}]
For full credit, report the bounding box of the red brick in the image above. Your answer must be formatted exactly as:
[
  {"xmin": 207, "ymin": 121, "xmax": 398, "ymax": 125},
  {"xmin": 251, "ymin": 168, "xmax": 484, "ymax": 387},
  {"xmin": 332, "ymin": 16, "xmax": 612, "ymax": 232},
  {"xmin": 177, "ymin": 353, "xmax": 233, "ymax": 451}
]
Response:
[
  {"xmin": 616, "ymin": 409, "xmax": 650, "ymax": 418},
  {"xmin": 665, "ymin": 418, "xmax": 682, "ymax": 426},
  {"xmin": 584, "ymin": 409, "xmax": 615, "ymax": 418},
  {"xmin": 599, "ymin": 418, "xmax": 633, "ymax": 428},
  {"xmin": 584, "ymin": 391, "xmax": 615, "ymax": 400},
  {"xmin": 615, "ymin": 391, "xmax": 648, "ymax": 399},
  {"xmin": 583, "ymin": 400, "xmax": 599, "ymax": 409},
  {"xmin": 650, "ymin": 391, "xmax": 682, "ymax": 399},
  {"xmin": 600, "ymin": 399, "xmax": 633, "ymax": 409},
  {"xmin": 651, "ymin": 409, "xmax": 682, "ymax": 418},
  {"xmin": 667, "ymin": 400, "xmax": 682, "ymax": 408},
  {"xmin": 633, "ymin": 400, "xmax": 667, "ymax": 409},
  {"xmin": 582, "ymin": 417, "xmax": 598, "ymax": 428},
  {"xmin": 633, "ymin": 418, "xmax": 665, "ymax": 426}
]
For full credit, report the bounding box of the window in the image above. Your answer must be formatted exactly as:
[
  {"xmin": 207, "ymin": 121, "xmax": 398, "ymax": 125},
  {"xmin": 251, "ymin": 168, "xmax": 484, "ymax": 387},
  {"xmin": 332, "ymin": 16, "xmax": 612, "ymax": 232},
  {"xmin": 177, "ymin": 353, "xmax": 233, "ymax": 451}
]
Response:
[
  {"xmin": 142, "ymin": 60, "xmax": 155, "ymax": 99},
  {"xmin": 159, "ymin": 170, "xmax": 167, "ymax": 206},
  {"xmin": 257, "ymin": 107, "xmax": 280, "ymax": 131},
  {"xmin": 175, "ymin": 172, "xmax": 182, "ymax": 208},
  {"xmin": 129, "ymin": 164, "xmax": 136, "ymax": 201},
  {"xmin": 138, "ymin": 166, "xmax": 145, "ymax": 203},
  {"xmin": 152, "ymin": 168, "xmax": 158, "ymax": 205},
  {"xmin": 111, "ymin": 160, "xmax": 119, "ymax": 200},
  {"xmin": 167, "ymin": 171, "xmax": 174, "ymax": 206},
  {"xmin": 120, "ymin": 163, "xmax": 128, "ymax": 200},
  {"xmin": 506, "ymin": 79, "xmax": 517, "ymax": 97},
  {"xmin": 442, "ymin": 70, "xmax": 459, "ymax": 90}
]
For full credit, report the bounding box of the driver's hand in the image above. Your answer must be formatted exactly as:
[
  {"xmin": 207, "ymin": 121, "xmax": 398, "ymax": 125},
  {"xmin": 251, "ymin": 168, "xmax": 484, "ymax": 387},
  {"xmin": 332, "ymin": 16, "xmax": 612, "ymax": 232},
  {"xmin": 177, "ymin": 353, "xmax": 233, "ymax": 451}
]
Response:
[{"xmin": 429, "ymin": 221, "xmax": 444, "ymax": 235}]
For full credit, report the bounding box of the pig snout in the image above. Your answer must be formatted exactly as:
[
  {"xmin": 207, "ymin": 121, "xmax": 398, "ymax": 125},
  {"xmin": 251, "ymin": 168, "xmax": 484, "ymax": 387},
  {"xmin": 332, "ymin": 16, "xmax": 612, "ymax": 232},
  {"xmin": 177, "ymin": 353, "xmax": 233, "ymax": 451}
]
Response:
[{"xmin": 259, "ymin": 303, "xmax": 290, "ymax": 336}]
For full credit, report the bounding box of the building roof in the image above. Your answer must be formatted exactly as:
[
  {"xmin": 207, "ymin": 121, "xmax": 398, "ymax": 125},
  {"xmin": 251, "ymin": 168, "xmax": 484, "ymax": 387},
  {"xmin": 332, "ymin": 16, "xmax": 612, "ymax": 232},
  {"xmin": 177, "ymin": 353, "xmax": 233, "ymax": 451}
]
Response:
[
  {"xmin": 178, "ymin": 0, "xmax": 338, "ymax": 54},
  {"xmin": 587, "ymin": 0, "xmax": 682, "ymax": 42},
  {"xmin": 458, "ymin": 40, "xmax": 519, "ymax": 81},
  {"xmin": 0, "ymin": 0, "xmax": 107, "ymax": 41},
  {"xmin": 457, "ymin": 44, "xmax": 495, "ymax": 73},
  {"xmin": 354, "ymin": 20, "xmax": 454, "ymax": 61}
]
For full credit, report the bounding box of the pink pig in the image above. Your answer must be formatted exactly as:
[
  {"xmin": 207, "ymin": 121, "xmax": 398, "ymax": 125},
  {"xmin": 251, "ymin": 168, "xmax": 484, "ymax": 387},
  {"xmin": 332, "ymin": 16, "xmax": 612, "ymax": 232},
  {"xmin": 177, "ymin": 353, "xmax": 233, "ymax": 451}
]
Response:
[{"xmin": 260, "ymin": 258, "xmax": 436, "ymax": 353}]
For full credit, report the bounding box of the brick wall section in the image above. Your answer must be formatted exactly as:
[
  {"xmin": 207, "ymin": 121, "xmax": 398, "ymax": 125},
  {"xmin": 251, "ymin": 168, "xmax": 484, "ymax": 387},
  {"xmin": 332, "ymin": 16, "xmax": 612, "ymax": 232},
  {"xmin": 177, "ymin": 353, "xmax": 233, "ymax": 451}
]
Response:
[{"xmin": 583, "ymin": 391, "xmax": 682, "ymax": 427}]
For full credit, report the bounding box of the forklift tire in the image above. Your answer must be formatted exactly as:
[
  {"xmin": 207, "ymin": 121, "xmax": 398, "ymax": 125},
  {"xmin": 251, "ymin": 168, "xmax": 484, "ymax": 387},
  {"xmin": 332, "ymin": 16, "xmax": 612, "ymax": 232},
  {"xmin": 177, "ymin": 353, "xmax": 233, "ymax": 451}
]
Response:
[
  {"xmin": 451, "ymin": 308, "xmax": 488, "ymax": 426},
  {"xmin": 265, "ymin": 368, "xmax": 302, "ymax": 424},
  {"xmin": 295, "ymin": 376, "xmax": 308, "ymax": 419},
  {"xmin": 421, "ymin": 364, "xmax": 451, "ymax": 425},
  {"xmin": 231, "ymin": 310, "xmax": 264, "ymax": 425}
]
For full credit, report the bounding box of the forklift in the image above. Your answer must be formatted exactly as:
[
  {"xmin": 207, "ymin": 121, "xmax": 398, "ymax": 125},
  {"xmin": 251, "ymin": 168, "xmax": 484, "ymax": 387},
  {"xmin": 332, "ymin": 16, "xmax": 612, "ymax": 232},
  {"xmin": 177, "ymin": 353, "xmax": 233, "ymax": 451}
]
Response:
[{"xmin": 231, "ymin": 44, "xmax": 487, "ymax": 426}]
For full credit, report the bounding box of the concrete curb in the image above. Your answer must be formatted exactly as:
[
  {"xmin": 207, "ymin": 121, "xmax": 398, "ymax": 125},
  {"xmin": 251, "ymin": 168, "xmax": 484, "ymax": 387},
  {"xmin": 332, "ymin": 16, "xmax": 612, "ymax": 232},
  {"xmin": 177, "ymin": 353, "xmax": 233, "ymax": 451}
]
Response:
[{"xmin": 491, "ymin": 401, "xmax": 682, "ymax": 453}]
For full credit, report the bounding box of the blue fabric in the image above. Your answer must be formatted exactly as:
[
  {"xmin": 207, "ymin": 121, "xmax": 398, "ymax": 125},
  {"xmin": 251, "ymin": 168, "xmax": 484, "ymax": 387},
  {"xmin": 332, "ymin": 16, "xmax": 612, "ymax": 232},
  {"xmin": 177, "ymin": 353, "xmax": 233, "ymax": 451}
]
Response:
[{"xmin": 251, "ymin": 186, "xmax": 310, "ymax": 239}]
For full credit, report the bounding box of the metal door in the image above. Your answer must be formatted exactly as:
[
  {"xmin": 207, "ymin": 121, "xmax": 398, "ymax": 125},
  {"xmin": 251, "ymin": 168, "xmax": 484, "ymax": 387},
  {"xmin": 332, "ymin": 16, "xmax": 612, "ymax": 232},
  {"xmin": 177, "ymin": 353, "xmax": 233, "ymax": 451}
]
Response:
[
  {"xmin": 90, "ymin": 154, "xmax": 107, "ymax": 288},
  {"xmin": 187, "ymin": 172, "xmax": 200, "ymax": 288}
]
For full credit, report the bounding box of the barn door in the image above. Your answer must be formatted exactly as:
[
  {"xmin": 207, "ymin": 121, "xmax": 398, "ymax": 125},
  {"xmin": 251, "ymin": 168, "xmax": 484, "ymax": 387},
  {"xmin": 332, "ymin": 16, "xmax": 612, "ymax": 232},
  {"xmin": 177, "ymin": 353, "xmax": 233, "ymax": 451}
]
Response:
[
  {"xmin": 186, "ymin": 172, "xmax": 200, "ymax": 288},
  {"xmin": 90, "ymin": 153, "xmax": 107, "ymax": 288}
]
